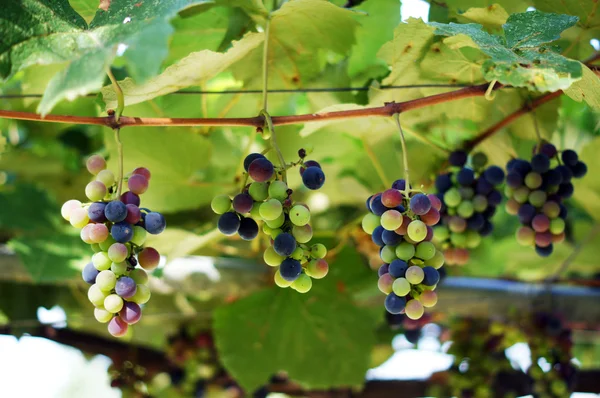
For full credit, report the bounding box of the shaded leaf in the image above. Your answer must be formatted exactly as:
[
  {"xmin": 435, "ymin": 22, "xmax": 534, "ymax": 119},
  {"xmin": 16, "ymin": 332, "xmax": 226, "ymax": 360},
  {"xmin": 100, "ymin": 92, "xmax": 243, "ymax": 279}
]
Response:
[{"xmin": 564, "ymin": 63, "xmax": 600, "ymax": 110}]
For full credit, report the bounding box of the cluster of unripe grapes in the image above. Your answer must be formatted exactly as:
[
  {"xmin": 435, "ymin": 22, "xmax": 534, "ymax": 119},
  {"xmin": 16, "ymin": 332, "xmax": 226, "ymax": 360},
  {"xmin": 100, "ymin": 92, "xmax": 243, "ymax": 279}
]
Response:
[
  {"xmin": 61, "ymin": 155, "xmax": 166, "ymax": 337},
  {"xmin": 433, "ymin": 150, "xmax": 505, "ymax": 265},
  {"xmin": 505, "ymin": 143, "xmax": 587, "ymax": 257},
  {"xmin": 212, "ymin": 151, "xmax": 328, "ymax": 293},
  {"xmin": 362, "ymin": 179, "xmax": 444, "ymax": 320}
]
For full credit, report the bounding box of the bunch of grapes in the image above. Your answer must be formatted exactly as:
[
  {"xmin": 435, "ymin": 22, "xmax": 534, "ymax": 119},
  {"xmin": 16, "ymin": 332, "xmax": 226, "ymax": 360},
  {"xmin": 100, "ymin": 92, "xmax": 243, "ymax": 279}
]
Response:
[
  {"xmin": 386, "ymin": 311, "xmax": 433, "ymax": 344},
  {"xmin": 505, "ymin": 143, "xmax": 587, "ymax": 257},
  {"xmin": 211, "ymin": 151, "xmax": 328, "ymax": 293},
  {"xmin": 433, "ymin": 150, "xmax": 505, "ymax": 266},
  {"xmin": 61, "ymin": 155, "xmax": 166, "ymax": 337},
  {"xmin": 362, "ymin": 179, "xmax": 445, "ymax": 320}
]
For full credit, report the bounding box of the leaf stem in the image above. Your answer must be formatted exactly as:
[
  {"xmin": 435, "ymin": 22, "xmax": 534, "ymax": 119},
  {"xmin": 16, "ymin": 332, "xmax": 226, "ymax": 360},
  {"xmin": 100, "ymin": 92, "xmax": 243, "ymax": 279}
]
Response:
[
  {"xmin": 260, "ymin": 110, "xmax": 286, "ymax": 182},
  {"xmin": 393, "ymin": 113, "xmax": 410, "ymax": 195},
  {"xmin": 262, "ymin": 17, "xmax": 271, "ymax": 112},
  {"xmin": 362, "ymin": 137, "xmax": 390, "ymax": 189},
  {"xmin": 106, "ymin": 67, "xmax": 124, "ymax": 123},
  {"xmin": 114, "ymin": 128, "xmax": 124, "ymax": 197}
]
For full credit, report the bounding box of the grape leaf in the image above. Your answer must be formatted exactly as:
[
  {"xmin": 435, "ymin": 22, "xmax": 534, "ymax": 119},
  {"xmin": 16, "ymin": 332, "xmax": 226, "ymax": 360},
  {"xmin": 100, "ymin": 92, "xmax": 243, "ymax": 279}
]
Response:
[
  {"xmin": 564, "ymin": 63, "xmax": 600, "ymax": 110},
  {"xmin": 430, "ymin": 11, "xmax": 582, "ymax": 91},
  {"xmin": 573, "ymin": 136, "xmax": 600, "ymax": 219},
  {"xmin": 458, "ymin": 4, "xmax": 509, "ymax": 28},
  {"xmin": 101, "ymin": 32, "xmax": 264, "ymax": 109},
  {"xmin": 68, "ymin": 0, "xmax": 101, "ymax": 23},
  {"xmin": 0, "ymin": 184, "xmax": 59, "ymax": 233},
  {"xmin": 214, "ymin": 286, "xmax": 375, "ymax": 392}
]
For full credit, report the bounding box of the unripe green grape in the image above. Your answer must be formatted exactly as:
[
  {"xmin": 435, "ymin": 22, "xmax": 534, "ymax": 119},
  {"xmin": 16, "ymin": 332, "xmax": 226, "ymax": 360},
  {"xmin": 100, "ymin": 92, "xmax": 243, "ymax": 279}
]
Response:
[
  {"xmin": 211, "ymin": 195, "xmax": 231, "ymax": 214},
  {"xmin": 444, "ymin": 188, "xmax": 461, "ymax": 207},
  {"xmin": 392, "ymin": 277, "xmax": 411, "ymax": 296},
  {"xmin": 70, "ymin": 207, "xmax": 90, "ymax": 228},
  {"xmin": 61, "ymin": 199, "xmax": 82, "ymax": 221},
  {"xmin": 407, "ymin": 220, "xmax": 427, "ymax": 242},
  {"xmin": 310, "ymin": 243, "xmax": 327, "ymax": 259},
  {"xmin": 131, "ymin": 226, "xmax": 147, "ymax": 246},
  {"xmin": 289, "ymin": 205, "xmax": 310, "ymax": 226},
  {"xmin": 260, "ymin": 199, "xmax": 283, "ymax": 220},
  {"xmin": 291, "ymin": 247, "xmax": 304, "ymax": 260},
  {"xmin": 543, "ymin": 202, "xmax": 560, "ymax": 218},
  {"xmin": 88, "ymin": 284, "xmax": 108, "ymax": 307},
  {"xmin": 306, "ymin": 259, "xmax": 328, "ymax": 279},
  {"xmin": 466, "ymin": 230, "xmax": 481, "ymax": 249},
  {"xmin": 108, "ymin": 243, "xmax": 128, "ymax": 263},
  {"xmin": 130, "ymin": 284, "xmax": 151, "ymax": 304},
  {"xmin": 505, "ymin": 198, "xmax": 520, "ymax": 215},
  {"xmin": 459, "ymin": 187, "xmax": 474, "ymax": 200},
  {"xmin": 380, "ymin": 245, "xmax": 397, "ymax": 263},
  {"xmin": 405, "ymin": 299, "xmax": 424, "ymax": 320},
  {"xmin": 405, "ymin": 266, "xmax": 424, "ymax": 284},
  {"xmin": 361, "ymin": 213, "xmax": 380, "ymax": 235},
  {"xmin": 472, "ymin": 195, "xmax": 487, "ymax": 213},
  {"xmin": 274, "ymin": 269, "xmax": 292, "ymax": 287},
  {"xmin": 550, "ymin": 218, "xmax": 565, "ymax": 234},
  {"xmin": 529, "ymin": 190, "xmax": 547, "ymax": 208},
  {"xmin": 94, "ymin": 307, "xmax": 113, "ymax": 323},
  {"xmin": 377, "ymin": 273, "xmax": 394, "ymax": 294},
  {"xmin": 96, "ymin": 169, "xmax": 115, "ymax": 187},
  {"xmin": 250, "ymin": 205, "xmax": 263, "ymax": 221},
  {"xmin": 425, "ymin": 250, "xmax": 444, "ymax": 269},
  {"xmin": 504, "ymin": 185, "xmax": 513, "ymax": 197},
  {"xmin": 450, "ymin": 232, "xmax": 467, "ymax": 248},
  {"xmin": 513, "ymin": 187, "xmax": 530, "ymax": 204},
  {"xmin": 111, "ymin": 262, "xmax": 128, "ymax": 275},
  {"xmin": 86, "ymin": 181, "xmax": 107, "ymax": 202},
  {"xmin": 91, "ymin": 243, "xmax": 102, "ymax": 253},
  {"xmin": 457, "ymin": 201, "xmax": 474, "ymax": 218},
  {"xmin": 249, "ymin": 182, "xmax": 269, "ymax": 201},
  {"xmin": 104, "ymin": 294, "xmax": 124, "ymax": 313},
  {"xmin": 130, "ymin": 268, "xmax": 148, "ymax": 284},
  {"xmin": 381, "ymin": 210, "xmax": 403, "ymax": 231},
  {"xmin": 265, "ymin": 211, "xmax": 285, "ymax": 228},
  {"xmin": 268, "ymin": 181, "xmax": 288, "ymax": 201},
  {"xmin": 525, "ymin": 172, "xmax": 542, "ymax": 189},
  {"xmin": 93, "ymin": 252, "xmax": 112, "ymax": 271},
  {"xmin": 262, "ymin": 223, "xmax": 273, "ymax": 236},
  {"xmin": 291, "ymin": 274, "xmax": 312, "ymax": 293},
  {"xmin": 395, "ymin": 242, "xmax": 415, "ymax": 261},
  {"xmin": 263, "ymin": 247, "xmax": 284, "ymax": 267},
  {"xmin": 270, "ymin": 228, "xmax": 283, "ymax": 239},
  {"xmin": 433, "ymin": 225, "xmax": 450, "ymax": 242},
  {"xmin": 471, "ymin": 152, "xmax": 488, "ymax": 169},
  {"xmin": 292, "ymin": 224, "xmax": 313, "ymax": 243},
  {"xmin": 96, "ymin": 270, "xmax": 117, "ymax": 292},
  {"xmin": 99, "ymin": 235, "xmax": 117, "ymax": 251},
  {"xmin": 86, "ymin": 155, "xmax": 106, "ymax": 175},
  {"xmin": 415, "ymin": 241, "xmax": 435, "ymax": 261}
]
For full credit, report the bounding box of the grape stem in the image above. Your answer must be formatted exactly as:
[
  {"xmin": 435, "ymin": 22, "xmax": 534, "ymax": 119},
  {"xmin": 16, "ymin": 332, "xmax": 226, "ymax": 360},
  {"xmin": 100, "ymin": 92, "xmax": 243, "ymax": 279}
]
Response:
[
  {"xmin": 393, "ymin": 113, "xmax": 410, "ymax": 196},
  {"xmin": 115, "ymin": 128, "xmax": 124, "ymax": 197},
  {"xmin": 106, "ymin": 67, "xmax": 124, "ymax": 123},
  {"xmin": 260, "ymin": 109, "xmax": 287, "ymax": 183}
]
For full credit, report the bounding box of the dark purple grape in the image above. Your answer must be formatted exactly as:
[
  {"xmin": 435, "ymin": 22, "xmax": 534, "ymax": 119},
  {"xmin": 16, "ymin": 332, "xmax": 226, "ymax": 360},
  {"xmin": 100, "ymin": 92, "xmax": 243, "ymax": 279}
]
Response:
[
  {"xmin": 378, "ymin": 263, "xmax": 389, "ymax": 277},
  {"xmin": 422, "ymin": 266, "xmax": 440, "ymax": 286},
  {"xmin": 482, "ymin": 205, "xmax": 496, "ymax": 218},
  {"xmin": 382, "ymin": 230, "xmax": 402, "ymax": 246},
  {"xmin": 88, "ymin": 202, "xmax": 107, "ymax": 223},
  {"xmin": 404, "ymin": 329, "xmax": 421, "ymax": 344},
  {"xmin": 506, "ymin": 172, "xmax": 523, "ymax": 189},
  {"xmin": 389, "ymin": 259, "xmax": 408, "ymax": 278},
  {"xmin": 571, "ymin": 161, "xmax": 587, "ymax": 178},
  {"xmin": 511, "ymin": 159, "xmax": 532, "ymax": 176},
  {"xmin": 449, "ymin": 150, "xmax": 467, "ymax": 167},
  {"xmin": 559, "ymin": 203, "xmax": 568, "ymax": 219},
  {"xmin": 435, "ymin": 174, "xmax": 452, "ymax": 193},
  {"xmin": 145, "ymin": 212, "xmax": 166, "ymax": 234},
  {"xmin": 410, "ymin": 193, "xmax": 431, "ymax": 215},
  {"xmin": 218, "ymin": 212, "xmax": 240, "ymax": 235},
  {"xmin": 487, "ymin": 190, "xmax": 502, "ymax": 206},
  {"xmin": 483, "ymin": 166, "xmax": 505, "ymax": 185},
  {"xmin": 544, "ymin": 168, "xmax": 562, "ymax": 186},
  {"xmin": 384, "ymin": 293, "xmax": 406, "ymax": 314},
  {"xmin": 456, "ymin": 168, "xmax": 475, "ymax": 186},
  {"xmin": 274, "ymin": 233, "xmax": 297, "ymax": 256},
  {"xmin": 391, "ymin": 179, "xmax": 409, "ymax": 190},
  {"xmin": 370, "ymin": 195, "xmax": 387, "ymax": 216},
  {"xmin": 302, "ymin": 166, "xmax": 325, "ymax": 190},
  {"xmin": 557, "ymin": 182, "xmax": 574, "ymax": 199},
  {"xmin": 531, "ymin": 153, "xmax": 550, "ymax": 173},
  {"xmin": 366, "ymin": 195, "xmax": 374, "ymax": 211},
  {"xmin": 479, "ymin": 220, "xmax": 493, "ymax": 236},
  {"xmin": 300, "ymin": 160, "xmax": 321, "ymax": 175},
  {"xmin": 535, "ymin": 244, "xmax": 553, "ymax": 257},
  {"xmin": 248, "ymin": 158, "xmax": 274, "ymax": 182},
  {"xmin": 476, "ymin": 177, "xmax": 493, "ymax": 195},
  {"xmin": 82, "ymin": 262, "xmax": 99, "ymax": 284},
  {"xmin": 561, "ymin": 150, "xmax": 578, "ymax": 166},
  {"xmin": 372, "ymin": 226, "xmax": 385, "ymax": 246},
  {"xmin": 244, "ymin": 153, "xmax": 266, "ymax": 171},
  {"xmin": 279, "ymin": 258, "xmax": 302, "ymax": 281},
  {"xmin": 555, "ymin": 165, "xmax": 572, "ymax": 182},
  {"xmin": 233, "ymin": 193, "xmax": 253, "ymax": 213},
  {"xmin": 120, "ymin": 302, "xmax": 142, "ymax": 324},
  {"xmin": 518, "ymin": 204, "xmax": 536, "ymax": 224},
  {"xmin": 540, "ymin": 143, "xmax": 557, "ymax": 158},
  {"xmin": 105, "ymin": 200, "xmax": 127, "ymax": 222},
  {"xmin": 120, "ymin": 191, "xmax": 140, "ymax": 206},
  {"xmin": 115, "ymin": 276, "xmax": 137, "ymax": 299},
  {"xmin": 467, "ymin": 214, "xmax": 485, "ymax": 230},
  {"xmin": 111, "ymin": 222, "xmax": 134, "ymax": 243},
  {"xmin": 385, "ymin": 311, "xmax": 405, "ymax": 328},
  {"xmin": 238, "ymin": 217, "xmax": 259, "ymax": 241}
]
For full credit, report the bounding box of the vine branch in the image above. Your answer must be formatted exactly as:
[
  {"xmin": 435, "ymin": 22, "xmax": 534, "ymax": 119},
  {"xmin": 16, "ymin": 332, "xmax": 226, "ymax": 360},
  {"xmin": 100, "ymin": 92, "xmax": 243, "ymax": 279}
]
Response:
[
  {"xmin": 393, "ymin": 113, "xmax": 410, "ymax": 195},
  {"xmin": 106, "ymin": 67, "xmax": 125, "ymax": 123},
  {"xmin": 115, "ymin": 128, "xmax": 124, "ymax": 197}
]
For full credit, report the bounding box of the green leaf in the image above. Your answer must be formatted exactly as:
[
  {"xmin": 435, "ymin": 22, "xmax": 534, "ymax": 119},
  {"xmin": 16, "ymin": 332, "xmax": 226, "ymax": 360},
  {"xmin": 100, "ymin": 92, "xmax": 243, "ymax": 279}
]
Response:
[
  {"xmin": 573, "ymin": 136, "xmax": 600, "ymax": 219},
  {"xmin": 458, "ymin": 4, "xmax": 509, "ymax": 28},
  {"xmin": 69, "ymin": 0, "xmax": 101, "ymax": 23},
  {"xmin": 502, "ymin": 11, "xmax": 578, "ymax": 48},
  {"xmin": 214, "ymin": 286, "xmax": 375, "ymax": 392},
  {"xmin": 101, "ymin": 32, "xmax": 263, "ymax": 109},
  {"xmin": 533, "ymin": 0, "xmax": 600, "ymax": 28},
  {"xmin": 564, "ymin": 63, "xmax": 600, "ymax": 110},
  {"xmin": 0, "ymin": 184, "xmax": 59, "ymax": 233}
]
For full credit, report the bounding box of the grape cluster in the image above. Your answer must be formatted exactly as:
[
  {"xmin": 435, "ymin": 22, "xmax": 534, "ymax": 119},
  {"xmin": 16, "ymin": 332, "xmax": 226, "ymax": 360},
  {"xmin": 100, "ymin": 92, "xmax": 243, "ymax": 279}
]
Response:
[
  {"xmin": 362, "ymin": 179, "xmax": 445, "ymax": 320},
  {"xmin": 61, "ymin": 155, "xmax": 166, "ymax": 337},
  {"xmin": 505, "ymin": 143, "xmax": 587, "ymax": 257},
  {"xmin": 212, "ymin": 151, "xmax": 328, "ymax": 293},
  {"xmin": 386, "ymin": 311, "xmax": 433, "ymax": 344},
  {"xmin": 433, "ymin": 150, "xmax": 505, "ymax": 266}
]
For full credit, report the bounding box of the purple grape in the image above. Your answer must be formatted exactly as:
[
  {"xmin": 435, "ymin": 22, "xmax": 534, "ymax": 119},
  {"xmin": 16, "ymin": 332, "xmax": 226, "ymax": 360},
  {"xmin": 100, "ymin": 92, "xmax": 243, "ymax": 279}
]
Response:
[
  {"xmin": 300, "ymin": 160, "xmax": 321, "ymax": 175},
  {"xmin": 120, "ymin": 302, "xmax": 142, "ymax": 324},
  {"xmin": 279, "ymin": 258, "xmax": 302, "ymax": 281},
  {"xmin": 82, "ymin": 262, "xmax": 99, "ymax": 284},
  {"xmin": 108, "ymin": 316, "xmax": 128, "ymax": 337},
  {"xmin": 382, "ymin": 229, "xmax": 402, "ymax": 246},
  {"xmin": 557, "ymin": 182, "xmax": 574, "ymax": 198},
  {"xmin": 115, "ymin": 276, "xmax": 137, "ymax": 298},
  {"xmin": 555, "ymin": 165, "xmax": 572, "ymax": 182},
  {"xmin": 111, "ymin": 222, "xmax": 134, "ymax": 243},
  {"xmin": 571, "ymin": 161, "xmax": 587, "ymax": 178},
  {"xmin": 483, "ymin": 166, "xmax": 505, "ymax": 185},
  {"xmin": 105, "ymin": 200, "xmax": 127, "ymax": 222},
  {"xmin": 506, "ymin": 172, "xmax": 523, "ymax": 188},
  {"xmin": 274, "ymin": 233, "xmax": 296, "ymax": 256},
  {"xmin": 378, "ymin": 264, "xmax": 389, "ymax": 277},
  {"xmin": 409, "ymin": 193, "xmax": 431, "ymax": 215},
  {"xmin": 389, "ymin": 259, "xmax": 408, "ymax": 278},
  {"xmin": 422, "ymin": 266, "xmax": 440, "ymax": 286},
  {"xmin": 448, "ymin": 150, "xmax": 467, "ymax": 167},
  {"xmin": 476, "ymin": 177, "xmax": 493, "ymax": 194},
  {"xmin": 561, "ymin": 150, "xmax": 578, "ymax": 166},
  {"xmin": 248, "ymin": 158, "xmax": 274, "ymax": 182},
  {"xmin": 125, "ymin": 204, "xmax": 141, "ymax": 224},
  {"xmin": 370, "ymin": 196, "xmax": 387, "ymax": 216},
  {"xmin": 243, "ymin": 153, "xmax": 266, "ymax": 171},
  {"xmin": 392, "ymin": 179, "xmax": 409, "ymax": 190},
  {"xmin": 384, "ymin": 293, "xmax": 406, "ymax": 314},
  {"xmin": 233, "ymin": 193, "xmax": 253, "ymax": 213},
  {"xmin": 120, "ymin": 191, "xmax": 141, "ymax": 206},
  {"xmin": 302, "ymin": 166, "xmax": 325, "ymax": 190},
  {"xmin": 145, "ymin": 212, "xmax": 166, "ymax": 234},
  {"xmin": 435, "ymin": 174, "xmax": 452, "ymax": 193},
  {"xmin": 531, "ymin": 153, "xmax": 550, "ymax": 173},
  {"xmin": 518, "ymin": 204, "xmax": 536, "ymax": 224},
  {"xmin": 372, "ymin": 226, "xmax": 385, "ymax": 246},
  {"xmin": 88, "ymin": 202, "xmax": 107, "ymax": 223},
  {"xmin": 456, "ymin": 168, "xmax": 475, "ymax": 186},
  {"xmin": 218, "ymin": 212, "xmax": 240, "ymax": 235},
  {"xmin": 487, "ymin": 190, "xmax": 502, "ymax": 206},
  {"xmin": 479, "ymin": 220, "xmax": 493, "ymax": 236},
  {"xmin": 540, "ymin": 143, "xmax": 557, "ymax": 158},
  {"xmin": 238, "ymin": 217, "xmax": 259, "ymax": 241}
]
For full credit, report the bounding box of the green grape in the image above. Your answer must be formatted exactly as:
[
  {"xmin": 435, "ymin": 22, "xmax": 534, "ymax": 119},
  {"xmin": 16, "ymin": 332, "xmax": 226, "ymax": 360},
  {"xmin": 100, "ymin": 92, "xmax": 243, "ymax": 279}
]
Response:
[
  {"xmin": 250, "ymin": 205, "xmax": 263, "ymax": 221},
  {"xmin": 405, "ymin": 266, "xmax": 424, "ymax": 284},
  {"xmin": 92, "ymin": 252, "xmax": 112, "ymax": 271},
  {"xmin": 265, "ymin": 211, "xmax": 285, "ymax": 228},
  {"xmin": 405, "ymin": 299, "xmax": 424, "ymax": 320},
  {"xmin": 131, "ymin": 284, "xmax": 151, "ymax": 304},
  {"xmin": 457, "ymin": 201, "xmax": 474, "ymax": 218},
  {"xmin": 306, "ymin": 259, "xmax": 328, "ymax": 279},
  {"xmin": 131, "ymin": 226, "xmax": 147, "ymax": 246},
  {"xmin": 274, "ymin": 269, "xmax": 292, "ymax": 287},
  {"xmin": 381, "ymin": 210, "xmax": 403, "ymax": 231},
  {"xmin": 130, "ymin": 268, "xmax": 148, "ymax": 284},
  {"xmin": 310, "ymin": 243, "xmax": 327, "ymax": 259},
  {"xmin": 91, "ymin": 243, "xmax": 101, "ymax": 253},
  {"xmin": 433, "ymin": 225, "xmax": 450, "ymax": 242},
  {"xmin": 466, "ymin": 230, "xmax": 481, "ymax": 248},
  {"xmin": 419, "ymin": 291, "xmax": 437, "ymax": 307},
  {"xmin": 260, "ymin": 199, "xmax": 283, "ymax": 221},
  {"xmin": 361, "ymin": 213, "xmax": 381, "ymax": 234},
  {"xmin": 96, "ymin": 270, "xmax": 117, "ymax": 291},
  {"xmin": 70, "ymin": 208, "xmax": 90, "ymax": 228},
  {"xmin": 450, "ymin": 232, "xmax": 467, "ymax": 247},
  {"xmin": 543, "ymin": 202, "xmax": 560, "ymax": 218},
  {"xmin": 108, "ymin": 243, "xmax": 128, "ymax": 263},
  {"xmin": 291, "ymin": 273, "xmax": 312, "ymax": 293},
  {"xmin": 392, "ymin": 277, "xmax": 411, "ymax": 296},
  {"xmin": 111, "ymin": 262, "xmax": 128, "ymax": 275},
  {"xmin": 444, "ymin": 188, "xmax": 462, "ymax": 207},
  {"xmin": 504, "ymin": 185, "xmax": 513, "ymax": 197},
  {"xmin": 550, "ymin": 218, "xmax": 565, "ymax": 234},
  {"xmin": 425, "ymin": 250, "xmax": 444, "ymax": 269},
  {"xmin": 291, "ymin": 247, "xmax": 305, "ymax": 260},
  {"xmin": 472, "ymin": 195, "xmax": 488, "ymax": 213},
  {"xmin": 270, "ymin": 228, "xmax": 283, "ymax": 239},
  {"xmin": 292, "ymin": 224, "xmax": 313, "ymax": 243},
  {"xmin": 380, "ymin": 245, "xmax": 397, "ymax": 263},
  {"xmin": 415, "ymin": 241, "xmax": 435, "ymax": 261},
  {"xmin": 378, "ymin": 274, "xmax": 393, "ymax": 294},
  {"xmin": 516, "ymin": 226, "xmax": 535, "ymax": 246},
  {"xmin": 211, "ymin": 195, "xmax": 231, "ymax": 214},
  {"xmin": 104, "ymin": 294, "xmax": 124, "ymax": 313},
  {"xmin": 249, "ymin": 182, "xmax": 269, "ymax": 201},
  {"xmin": 264, "ymin": 247, "xmax": 285, "ymax": 266},
  {"xmin": 94, "ymin": 307, "xmax": 113, "ymax": 323},
  {"xmin": 529, "ymin": 190, "xmax": 547, "ymax": 208},
  {"xmin": 407, "ymin": 220, "xmax": 427, "ymax": 242},
  {"xmin": 262, "ymin": 223, "xmax": 273, "ymax": 236},
  {"xmin": 99, "ymin": 235, "xmax": 117, "ymax": 251},
  {"xmin": 96, "ymin": 169, "xmax": 115, "ymax": 187},
  {"xmin": 289, "ymin": 205, "xmax": 310, "ymax": 226},
  {"xmin": 85, "ymin": 181, "xmax": 107, "ymax": 202},
  {"xmin": 513, "ymin": 187, "xmax": 530, "ymax": 204},
  {"xmin": 471, "ymin": 152, "xmax": 488, "ymax": 169},
  {"xmin": 525, "ymin": 172, "xmax": 542, "ymax": 189},
  {"xmin": 88, "ymin": 284, "xmax": 107, "ymax": 307},
  {"xmin": 268, "ymin": 181, "xmax": 288, "ymax": 201},
  {"xmin": 395, "ymin": 242, "xmax": 415, "ymax": 261}
]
